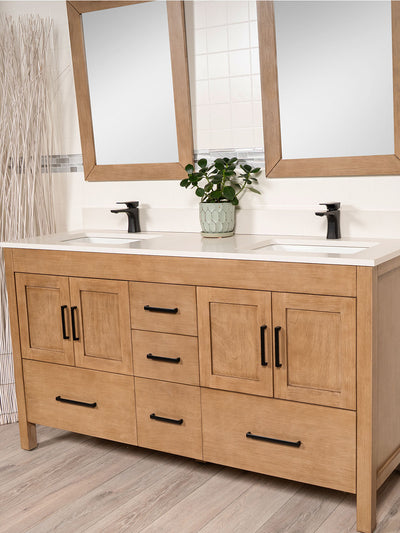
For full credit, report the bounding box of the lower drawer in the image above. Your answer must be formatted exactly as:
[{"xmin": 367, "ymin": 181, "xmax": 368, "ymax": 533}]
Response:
[
  {"xmin": 23, "ymin": 360, "xmax": 137, "ymax": 445},
  {"xmin": 202, "ymin": 388, "xmax": 356, "ymax": 493},
  {"xmin": 135, "ymin": 377, "xmax": 202, "ymax": 459}
]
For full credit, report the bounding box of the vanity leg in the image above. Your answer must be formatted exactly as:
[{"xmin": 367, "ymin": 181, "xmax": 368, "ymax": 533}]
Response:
[
  {"xmin": 356, "ymin": 267, "xmax": 378, "ymax": 533},
  {"xmin": 19, "ymin": 422, "xmax": 37, "ymax": 450}
]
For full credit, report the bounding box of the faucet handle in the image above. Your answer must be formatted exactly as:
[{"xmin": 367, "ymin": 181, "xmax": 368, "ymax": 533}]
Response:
[
  {"xmin": 319, "ymin": 202, "xmax": 340, "ymax": 211},
  {"xmin": 116, "ymin": 201, "xmax": 139, "ymax": 209}
]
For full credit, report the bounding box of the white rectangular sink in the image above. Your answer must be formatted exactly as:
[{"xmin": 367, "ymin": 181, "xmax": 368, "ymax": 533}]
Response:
[
  {"xmin": 250, "ymin": 239, "xmax": 378, "ymax": 256},
  {"xmin": 61, "ymin": 233, "xmax": 160, "ymax": 245}
]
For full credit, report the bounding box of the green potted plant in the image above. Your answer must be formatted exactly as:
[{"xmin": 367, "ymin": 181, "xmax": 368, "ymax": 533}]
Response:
[{"xmin": 180, "ymin": 157, "xmax": 261, "ymax": 237}]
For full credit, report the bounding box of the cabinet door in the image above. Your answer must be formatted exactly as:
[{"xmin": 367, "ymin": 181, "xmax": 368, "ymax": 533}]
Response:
[
  {"xmin": 273, "ymin": 293, "xmax": 356, "ymax": 409},
  {"xmin": 15, "ymin": 273, "xmax": 74, "ymax": 365},
  {"xmin": 70, "ymin": 278, "xmax": 133, "ymax": 374},
  {"xmin": 197, "ymin": 287, "xmax": 272, "ymax": 396}
]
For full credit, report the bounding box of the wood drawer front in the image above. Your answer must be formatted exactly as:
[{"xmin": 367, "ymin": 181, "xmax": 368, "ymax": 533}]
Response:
[
  {"xmin": 135, "ymin": 377, "xmax": 202, "ymax": 459},
  {"xmin": 202, "ymin": 389, "xmax": 356, "ymax": 493},
  {"xmin": 23, "ymin": 360, "xmax": 137, "ymax": 445},
  {"xmin": 130, "ymin": 282, "xmax": 197, "ymax": 336},
  {"xmin": 132, "ymin": 330, "xmax": 199, "ymax": 385}
]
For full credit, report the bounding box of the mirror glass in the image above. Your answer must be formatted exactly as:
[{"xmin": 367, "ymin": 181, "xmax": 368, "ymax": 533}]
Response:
[
  {"xmin": 274, "ymin": 1, "xmax": 394, "ymax": 160},
  {"xmin": 82, "ymin": 2, "xmax": 179, "ymax": 165}
]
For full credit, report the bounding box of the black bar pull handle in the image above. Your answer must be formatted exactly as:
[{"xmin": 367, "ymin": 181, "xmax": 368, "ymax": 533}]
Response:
[
  {"xmin": 274, "ymin": 326, "xmax": 282, "ymax": 367},
  {"xmin": 56, "ymin": 395, "xmax": 97, "ymax": 408},
  {"xmin": 147, "ymin": 353, "xmax": 181, "ymax": 364},
  {"xmin": 150, "ymin": 413, "xmax": 183, "ymax": 425},
  {"xmin": 144, "ymin": 305, "xmax": 178, "ymax": 314},
  {"xmin": 60, "ymin": 305, "xmax": 69, "ymax": 340},
  {"xmin": 246, "ymin": 431, "xmax": 301, "ymax": 448},
  {"xmin": 71, "ymin": 306, "xmax": 79, "ymax": 341},
  {"xmin": 260, "ymin": 325, "xmax": 268, "ymax": 366}
]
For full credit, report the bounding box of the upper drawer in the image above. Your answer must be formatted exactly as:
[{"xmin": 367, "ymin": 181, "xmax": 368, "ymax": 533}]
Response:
[{"xmin": 130, "ymin": 282, "xmax": 197, "ymax": 336}]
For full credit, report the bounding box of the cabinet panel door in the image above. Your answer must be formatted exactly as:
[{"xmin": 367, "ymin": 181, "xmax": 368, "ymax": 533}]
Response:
[
  {"xmin": 70, "ymin": 278, "xmax": 133, "ymax": 374},
  {"xmin": 273, "ymin": 293, "xmax": 356, "ymax": 409},
  {"xmin": 197, "ymin": 287, "xmax": 272, "ymax": 396},
  {"xmin": 15, "ymin": 273, "xmax": 74, "ymax": 365}
]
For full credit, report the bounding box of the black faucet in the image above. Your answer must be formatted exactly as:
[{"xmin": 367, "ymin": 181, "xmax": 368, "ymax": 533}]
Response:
[
  {"xmin": 111, "ymin": 201, "xmax": 141, "ymax": 233},
  {"xmin": 315, "ymin": 202, "xmax": 341, "ymax": 239}
]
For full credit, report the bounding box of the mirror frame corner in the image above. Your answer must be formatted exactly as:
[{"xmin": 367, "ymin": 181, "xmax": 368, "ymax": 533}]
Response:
[
  {"xmin": 66, "ymin": 0, "xmax": 193, "ymax": 181},
  {"xmin": 257, "ymin": 0, "xmax": 400, "ymax": 178}
]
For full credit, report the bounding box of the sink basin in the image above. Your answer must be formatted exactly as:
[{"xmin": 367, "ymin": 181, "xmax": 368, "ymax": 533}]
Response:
[
  {"xmin": 61, "ymin": 233, "xmax": 160, "ymax": 245},
  {"xmin": 250, "ymin": 239, "xmax": 378, "ymax": 256}
]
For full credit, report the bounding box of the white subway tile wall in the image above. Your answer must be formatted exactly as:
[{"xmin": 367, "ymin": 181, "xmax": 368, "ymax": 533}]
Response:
[{"xmin": 185, "ymin": 1, "xmax": 262, "ymax": 151}]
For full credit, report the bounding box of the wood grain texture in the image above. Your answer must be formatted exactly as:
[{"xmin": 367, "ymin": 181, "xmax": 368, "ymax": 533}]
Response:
[
  {"xmin": 202, "ymin": 388, "xmax": 356, "ymax": 493},
  {"xmin": 70, "ymin": 277, "xmax": 133, "ymax": 374},
  {"xmin": 3, "ymin": 250, "xmax": 37, "ymax": 450},
  {"xmin": 356, "ymin": 266, "xmax": 378, "ymax": 533},
  {"xmin": 258, "ymin": 1, "xmax": 400, "ymax": 178},
  {"xmin": 23, "ymin": 360, "xmax": 137, "ymax": 445},
  {"xmin": 132, "ymin": 329, "xmax": 199, "ymax": 385},
  {"xmin": 67, "ymin": 0, "xmax": 193, "ymax": 181},
  {"xmin": 130, "ymin": 281, "xmax": 197, "ymax": 336},
  {"xmin": 15, "ymin": 273, "xmax": 75, "ymax": 366},
  {"xmin": 272, "ymin": 292, "xmax": 356, "ymax": 409},
  {"xmin": 375, "ymin": 266, "xmax": 400, "ymax": 487},
  {"xmin": 68, "ymin": 1, "xmax": 141, "ymax": 14},
  {"xmin": 135, "ymin": 377, "xmax": 202, "ymax": 460},
  {"xmin": 10, "ymin": 249, "xmax": 358, "ymax": 297},
  {"xmin": 197, "ymin": 287, "xmax": 273, "ymax": 396}
]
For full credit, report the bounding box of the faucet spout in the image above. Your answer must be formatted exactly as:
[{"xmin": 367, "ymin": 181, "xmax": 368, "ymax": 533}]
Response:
[{"xmin": 111, "ymin": 201, "xmax": 141, "ymax": 233}]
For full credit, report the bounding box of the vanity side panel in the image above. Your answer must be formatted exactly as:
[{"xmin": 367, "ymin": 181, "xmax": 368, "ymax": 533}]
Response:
[
  {"xmin": 3, "ymin": 249, "xmax": 37, "ymax": 449},
  {"xmin": 10, "ymin": 249, "xmax": 357, "ymax": 297},
  {"xmin": 375, "ymin": 262, "xmax": 400, "ymax": 487}
]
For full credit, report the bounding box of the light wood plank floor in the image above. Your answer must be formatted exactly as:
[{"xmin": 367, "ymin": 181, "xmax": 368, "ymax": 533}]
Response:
[{"xmin": 1, "ymin": 423, "xmax": 400, "ymax": 533}]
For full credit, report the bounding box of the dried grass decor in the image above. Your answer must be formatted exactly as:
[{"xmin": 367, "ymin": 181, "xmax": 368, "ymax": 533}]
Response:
[{"xmin": 0, "ymin": 14, "xmax": 56, "ymax": 424}]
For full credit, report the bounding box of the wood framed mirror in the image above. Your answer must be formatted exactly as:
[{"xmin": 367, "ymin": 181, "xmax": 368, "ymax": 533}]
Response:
[
  {"xmin": 257, "ymin": 1, "xmax": 400, "ymax": 178},
  {"xmin": 67, "ymin": 1, "xmax": 193, "ymax": 181}
]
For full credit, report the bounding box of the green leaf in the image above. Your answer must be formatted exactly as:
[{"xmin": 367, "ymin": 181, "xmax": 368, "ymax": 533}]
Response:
[
  {"xmin": 214, "ymin": 160, "xmax": 225, "ymax": 171},
  {"xmin": 229, "ymin": 157, "xmax": 238, "ymax": 164},
  {"xmin": 185, "ymin": 164, "xmax": 194, "ymax": 173},
  {"xmin": 243, "ymin": 164, "xmax": 252, "ymax": 172},
  {"xmin": 251, "ymin": 167, "xmax": 261, "ymax": 174},
  {"xmin": 222, "ymin": 186, "xmax": 236, "ymax": 201},
  {"xmin": 248, "ymin": 187, "xmax": 261, "ymax": 194},
  {"xmin": 209, "ymin": 190, "xmax": 223, "ymax": 200},
  {"xmin": 195, "ymin": 188, "xmax": 205, "ymax": 197},
  {"xmin": 232, "ymin": 197, "xmax": 239, "ymax": 206},
  {"xmin": 198, "ymin": 158, "xmax": 208, "ymax": 169},
  {"xmin": 180, "ymin": 178, "xmax": 189, "ymax": 187},
  {"xmin": 204, "ymin": 183, "xmax": 213, "ymax": 192}
]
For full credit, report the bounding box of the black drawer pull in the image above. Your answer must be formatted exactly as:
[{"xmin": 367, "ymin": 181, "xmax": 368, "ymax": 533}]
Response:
[
  {"xmin": 147, "ymin": 353, "xmax": 181, "ymax": 364},
  {"xmin": 71, "ymin": 306, "xmax": 79, "ymax": 341},
  {"xmin": 60, "ymin": 305, "xmax": 69, "ymax": 340},
  {"xmin": 144, "ymin": 305, "xmax": 178, "ymax": 314},
  {"xmin": 56, "ymin": 395, "xmax": 97, "ymax": 408},
  {"xmin": 246, "ymin": 431, "xmax": 301, "ymax": 448},
  {"xmin": 274, "ymin": 326, "xmax": 282, "ymax": 367},
  {"xmin": 260, "ymin": 325, "xmax": 267, "ymax": 366},
  {"xmin": 150, "ymin": 413, "xmax": 183, "ymax": 425}
]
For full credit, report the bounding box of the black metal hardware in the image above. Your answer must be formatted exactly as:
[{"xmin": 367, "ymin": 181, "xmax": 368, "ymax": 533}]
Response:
[
  {"xmin": 146, "ymin": 353, "xmax": 181, "ymax": 364},
  {"xmin": 56, "ymin": 395, "xmax": 97, "ymax": 408},
  {"xmin": 315, "ymin": 202, "xmax": 341, "ymax": 239},
  {"xmin": 246, "ymin": 431, "xmax": 301, "ymax": 448},
  {"xmin": 60, "ymin": 305, "xmax": 69, "ymax": 340},
  {"xmin": 111, "ymin": 201, "xmax": 141, "ymax": 233},
  {"xmin": 143, "ymin": 305, "xmax": 178, "ymax": 314},
  {"xmin": 260, "ymin": 325, "xmax": 268, "ymax": 366},
  {"xmin": 274, "ymin": 326, "xmax": 282, "ymax": 367},
  {"xmin": 71, "ymin": 306, "xmax": 79, "ymax": 341},
  {"xmin": 149, "ymin": 413, "xmax": 183, "ymax": 425}
]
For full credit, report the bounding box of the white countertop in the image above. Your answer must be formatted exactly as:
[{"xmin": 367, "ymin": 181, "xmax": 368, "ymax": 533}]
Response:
[{"xmin": 3, "ymin": 230, "xmax": 400, "ymax": 266}]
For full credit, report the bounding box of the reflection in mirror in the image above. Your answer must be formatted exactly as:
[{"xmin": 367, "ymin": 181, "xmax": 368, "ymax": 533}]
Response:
[
  {"xmin": 82, "ymin": 2, "xmax": 179, "ymax": 165},
  {"xmin": 257, "ymin": 1, "xmax": 400, "ymax": 177},
  {"xmin": 67, "ymin": 1, "xmax": 193, "ymax": 181},
  {"xmin": 274, "ymin": 1, "xmax": 394, "ymax": 160}
]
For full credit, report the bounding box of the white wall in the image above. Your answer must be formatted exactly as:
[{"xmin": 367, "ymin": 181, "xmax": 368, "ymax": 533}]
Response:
[{"xmin": 2, "ymin": 0, "xmax": 400, "ymax": 239}]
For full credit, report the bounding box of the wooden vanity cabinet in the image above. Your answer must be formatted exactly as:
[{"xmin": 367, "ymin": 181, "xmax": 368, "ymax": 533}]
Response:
[{"xmin": 5, "ymin": 248, "xmax": 400, "ymax": 533}]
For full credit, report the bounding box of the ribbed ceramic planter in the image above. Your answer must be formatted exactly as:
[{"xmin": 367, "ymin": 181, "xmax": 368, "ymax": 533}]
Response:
[{"xmin": 199, "ymin": 202, "xmax": 235, "ymax": 237}]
